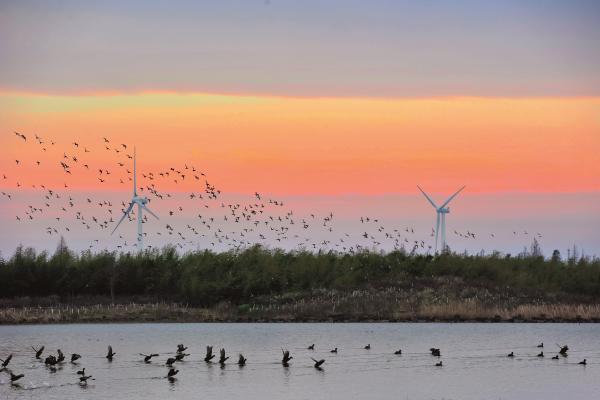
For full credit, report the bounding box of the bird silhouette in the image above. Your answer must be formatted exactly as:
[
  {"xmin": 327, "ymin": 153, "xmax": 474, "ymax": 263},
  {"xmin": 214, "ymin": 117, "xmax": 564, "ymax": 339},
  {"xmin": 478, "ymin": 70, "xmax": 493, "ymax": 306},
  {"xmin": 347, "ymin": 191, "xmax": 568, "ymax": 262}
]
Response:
[
  {"xmin": 177, "ymin": 344, "xmax": 188, "ymax": 353},
  {"xmin": 0, "ymin": 354, "xmax": 12, "ymax": 368},
  {"xmin": 204, "ymin": 346, "xmax": 215, "ymax": 362},
  {"xmin": 219, "ymin": 348, "xmax": 229, "ymax": 365},
  {"xmin": 32, "ymin": 345, "xmax": 44, "ymax": 359},
  {"xmin": 238, "ymin": 354, "xmax": 247, "ymax": 366},
  {"xmin": 106, "ymin": 345, "xmax": 116, "ymax": 361},
  {"xmin": 175, "ymin": 352, "xmax": 189, "ymax": 361},
  {"xmin": 559, "ymin": 345, "xmax": 569, "ymax": 356},
  {"xmin": 311, "ymin": 357, "xmax": 325, "ymax": 370},
  {"xmin": 140, "ymin": 353, "xmax": 159, "ymax": 363},
  {"xmin": 282, "ymin": 349, "xmax": 293, "ymax": 366},
  {"xmin": 10, "ymin": 372, "xmax": 24, "ymax": 383},
  {"xmin": 44, "ymin": 355, "xmax": 57, "ymax": 366}
]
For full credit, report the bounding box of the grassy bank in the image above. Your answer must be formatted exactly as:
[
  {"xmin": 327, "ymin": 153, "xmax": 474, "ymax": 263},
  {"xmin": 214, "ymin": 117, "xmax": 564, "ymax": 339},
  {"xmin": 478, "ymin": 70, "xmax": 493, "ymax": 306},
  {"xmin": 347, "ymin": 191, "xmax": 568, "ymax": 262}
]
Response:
[
  {"xmin": 1, "ymin": 244, "xmax": 599, "ymax": 323},
  {"xmin": 2, "ymin": 299, "xmax": 600, "ymax": 324},
  {"xmin": 2, "ymin": 280, "xmax": 600, "ymax": 324}
]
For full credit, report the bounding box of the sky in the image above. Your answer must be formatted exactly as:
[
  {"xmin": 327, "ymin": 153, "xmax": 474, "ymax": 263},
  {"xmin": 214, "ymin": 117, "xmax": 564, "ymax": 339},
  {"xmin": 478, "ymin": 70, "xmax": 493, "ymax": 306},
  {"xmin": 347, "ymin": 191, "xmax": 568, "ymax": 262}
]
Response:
[{"xmin": 0, "ymin": 0, "xmax": 599, "ymax": 256}]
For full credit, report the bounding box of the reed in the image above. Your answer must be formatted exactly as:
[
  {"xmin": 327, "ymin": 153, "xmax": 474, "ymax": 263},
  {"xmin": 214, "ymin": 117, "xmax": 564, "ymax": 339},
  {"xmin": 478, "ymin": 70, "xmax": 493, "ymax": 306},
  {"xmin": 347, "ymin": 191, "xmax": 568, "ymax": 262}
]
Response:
[{"xmin": 2, "ymin": 290, "xmax": 599, "ymax": 324}]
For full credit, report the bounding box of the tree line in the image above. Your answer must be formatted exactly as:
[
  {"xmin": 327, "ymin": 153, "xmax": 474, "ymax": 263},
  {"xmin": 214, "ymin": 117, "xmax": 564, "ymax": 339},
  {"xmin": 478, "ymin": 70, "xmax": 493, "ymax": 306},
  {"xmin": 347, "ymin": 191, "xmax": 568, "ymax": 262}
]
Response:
[{"xmin": 0, "ymin": 239, "xmax": 598, "ymax": 306}]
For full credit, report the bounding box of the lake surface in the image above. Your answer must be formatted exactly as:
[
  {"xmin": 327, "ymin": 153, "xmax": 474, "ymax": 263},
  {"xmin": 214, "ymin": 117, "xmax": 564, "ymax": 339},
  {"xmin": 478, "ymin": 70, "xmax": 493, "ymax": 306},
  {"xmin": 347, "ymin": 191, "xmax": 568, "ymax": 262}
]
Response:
[{"xmin": 0, "ymin": 323, "xmax": 598, "ymax": 400}]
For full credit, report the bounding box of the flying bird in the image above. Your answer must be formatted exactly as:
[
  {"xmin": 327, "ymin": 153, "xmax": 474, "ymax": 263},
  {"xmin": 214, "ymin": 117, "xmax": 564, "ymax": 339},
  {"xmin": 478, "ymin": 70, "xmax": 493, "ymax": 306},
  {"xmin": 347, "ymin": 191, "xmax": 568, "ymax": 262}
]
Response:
[
  {"xmin": 106, "ymin": 345, "xmax": 116, "ymax": 361},
  {"xmin": 311, "ymin": 358, "xmax": 325, "ymax": 370}
]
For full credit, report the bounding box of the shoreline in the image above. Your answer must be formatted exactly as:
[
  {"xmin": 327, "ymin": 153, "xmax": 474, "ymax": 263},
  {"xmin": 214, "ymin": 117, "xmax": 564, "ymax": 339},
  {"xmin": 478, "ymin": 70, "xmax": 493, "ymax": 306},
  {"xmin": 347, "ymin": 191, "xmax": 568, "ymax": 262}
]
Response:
[{"xmin": 2, "ymin": 302, "xmax": 599, "ymax": 325}]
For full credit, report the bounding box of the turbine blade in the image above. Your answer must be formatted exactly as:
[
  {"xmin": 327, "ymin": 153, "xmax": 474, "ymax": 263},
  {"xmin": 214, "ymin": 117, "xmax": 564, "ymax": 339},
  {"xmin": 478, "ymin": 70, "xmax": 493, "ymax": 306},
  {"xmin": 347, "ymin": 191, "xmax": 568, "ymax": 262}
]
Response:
[
  {"xmin": 440, "ymin": 186, "xmax": 466, "ymax": 209},
  {"xmin": 111, "ymin": 202, "xmax": 134, "ymax": 234},
  {"xmin": 417, "ymin": 185, "xmax": 438, "ymax": 209},
  {"xmin": 142, "ymin": 205, "xmax": 159, "ymax": 220}
]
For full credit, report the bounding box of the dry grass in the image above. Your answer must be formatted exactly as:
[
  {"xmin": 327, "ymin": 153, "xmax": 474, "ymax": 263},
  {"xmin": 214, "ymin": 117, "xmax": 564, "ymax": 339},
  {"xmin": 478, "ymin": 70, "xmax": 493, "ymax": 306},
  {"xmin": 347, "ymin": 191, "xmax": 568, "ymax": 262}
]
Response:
[
  {"xmin": 0, "ymin": 303, "xmax": 216, "ymax": 324},
  {"xmin": 1, "ymin": 285, "xmax": 599, "ymax": 324},
  {"xmin": 415, "ymin": 301, "xmax": 600, "ymax": 321}
]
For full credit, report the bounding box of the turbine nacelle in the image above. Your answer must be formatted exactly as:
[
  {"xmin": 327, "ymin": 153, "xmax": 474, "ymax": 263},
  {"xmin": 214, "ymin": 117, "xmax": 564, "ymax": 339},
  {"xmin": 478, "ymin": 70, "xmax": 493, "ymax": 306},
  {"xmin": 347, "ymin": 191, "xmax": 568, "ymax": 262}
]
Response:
[
  {"xmin": 111, "ymin": 147, "xmax": 159, "ymax": 250},
  {"xmin": 417, "ymin": 185, "xmax": 465, "ymax": 253},
  {"xmin": 133, "ymin": 196, "xmax": 148, "ymax": 205}
]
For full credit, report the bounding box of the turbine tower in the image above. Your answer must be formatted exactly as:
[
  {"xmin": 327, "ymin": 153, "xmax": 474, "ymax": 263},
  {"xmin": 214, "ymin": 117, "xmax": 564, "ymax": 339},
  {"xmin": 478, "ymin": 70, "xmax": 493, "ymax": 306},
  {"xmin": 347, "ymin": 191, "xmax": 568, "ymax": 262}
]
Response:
[
  {"xmin": 417, "ymin": 185, "xmax": 465, "ymax": 253},
  {"xmin": 112, "ymin": 147, "xmax": 159, "ymax": 250}
]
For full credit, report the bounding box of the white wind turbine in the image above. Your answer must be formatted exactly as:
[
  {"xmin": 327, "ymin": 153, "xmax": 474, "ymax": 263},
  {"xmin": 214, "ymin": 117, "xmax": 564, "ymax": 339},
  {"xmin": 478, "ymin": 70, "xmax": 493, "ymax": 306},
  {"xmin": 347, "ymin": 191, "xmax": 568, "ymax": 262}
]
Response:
[
  {"xmin": 417, "ymin": 185, "xmax": 465, "ymax": 253},
  {"xmin": 111, "ymin": 147, "xmax": 159, "ymax": 250}
]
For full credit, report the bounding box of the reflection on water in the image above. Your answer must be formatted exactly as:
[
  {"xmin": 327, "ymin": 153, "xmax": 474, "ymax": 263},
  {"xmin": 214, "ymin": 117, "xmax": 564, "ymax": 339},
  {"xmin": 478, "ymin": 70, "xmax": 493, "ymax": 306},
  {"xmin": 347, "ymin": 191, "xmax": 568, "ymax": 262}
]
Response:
[{"xmin": 0, "ymin": 323, "xmax": 599, "ymax": 400}]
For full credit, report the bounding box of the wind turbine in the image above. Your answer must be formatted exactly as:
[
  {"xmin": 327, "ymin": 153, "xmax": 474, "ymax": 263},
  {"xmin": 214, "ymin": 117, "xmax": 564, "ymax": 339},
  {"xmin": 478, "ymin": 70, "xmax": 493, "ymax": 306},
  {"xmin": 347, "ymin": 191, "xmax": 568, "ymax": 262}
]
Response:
[
  {"xmin": 112, "ymin": 147, "xmax": 159, "ymax": 250},
  {"xmin": 417, "ymin": 185, "xmax": 465, "ymax": 253}
]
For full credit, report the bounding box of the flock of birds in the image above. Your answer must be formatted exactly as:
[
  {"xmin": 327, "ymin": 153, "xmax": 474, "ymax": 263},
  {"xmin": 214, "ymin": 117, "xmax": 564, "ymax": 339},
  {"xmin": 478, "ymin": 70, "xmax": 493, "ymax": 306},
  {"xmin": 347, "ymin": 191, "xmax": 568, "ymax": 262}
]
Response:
[
  {"xmin": 2, "ymin": 131, "xmax": 544, "ymax": 254},
  {"xmin": 0, "ymin": 341, "xmax": 588, "ymax": 387}
]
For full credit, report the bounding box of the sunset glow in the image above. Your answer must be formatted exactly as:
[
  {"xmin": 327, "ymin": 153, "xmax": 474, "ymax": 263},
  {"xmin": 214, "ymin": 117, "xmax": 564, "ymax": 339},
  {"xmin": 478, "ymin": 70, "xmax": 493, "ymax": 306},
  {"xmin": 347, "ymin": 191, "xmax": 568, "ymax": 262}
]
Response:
[
  {"xmin": 1, "ymin": 1, "xmax": 598, "ymax": 255},
  {"xmin": 2, "ymin": 92, "xmax": 598, "ymax": 195}
]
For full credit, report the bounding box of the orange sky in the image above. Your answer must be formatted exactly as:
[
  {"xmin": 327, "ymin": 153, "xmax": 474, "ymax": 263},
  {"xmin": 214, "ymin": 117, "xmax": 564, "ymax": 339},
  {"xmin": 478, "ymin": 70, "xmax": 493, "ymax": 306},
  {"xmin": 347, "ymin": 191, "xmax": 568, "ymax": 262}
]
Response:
[{"xmin": 1, "ymin": 92, "xmax": 599, "ymax": 195}]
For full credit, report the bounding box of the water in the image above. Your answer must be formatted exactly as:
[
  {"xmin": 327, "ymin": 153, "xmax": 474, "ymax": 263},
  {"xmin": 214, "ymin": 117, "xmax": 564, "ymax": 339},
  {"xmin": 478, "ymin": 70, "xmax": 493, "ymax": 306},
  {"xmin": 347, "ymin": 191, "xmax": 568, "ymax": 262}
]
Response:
[{"xmin": 0, "ymin": 323, "xmax": 598, "ymax": 400}]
